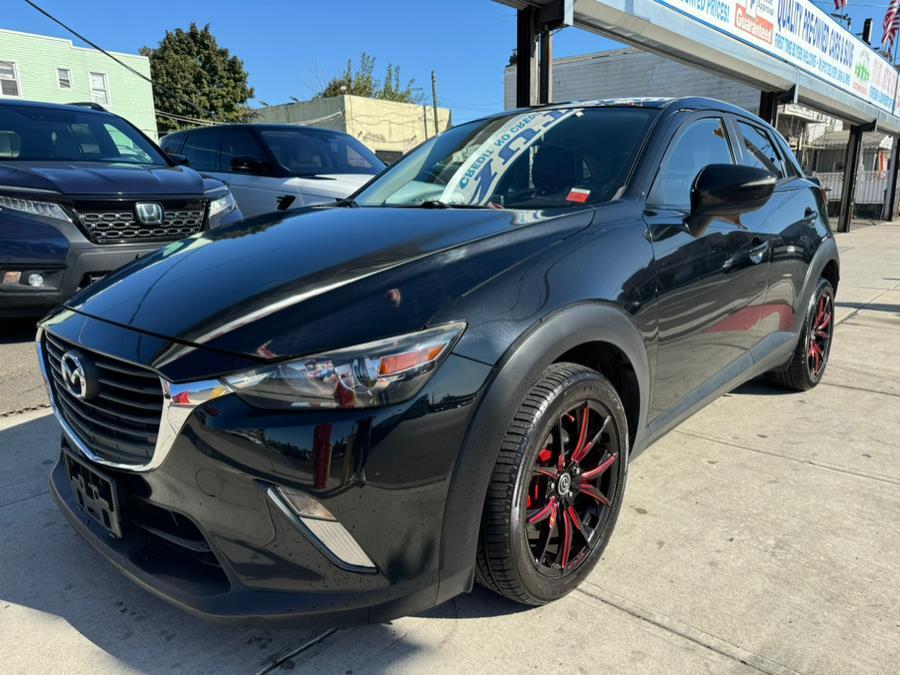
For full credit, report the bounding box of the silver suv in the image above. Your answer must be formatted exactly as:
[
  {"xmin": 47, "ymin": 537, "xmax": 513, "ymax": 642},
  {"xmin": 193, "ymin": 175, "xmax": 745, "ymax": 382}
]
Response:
[{"xmin": 161, "ymin": 124, "xmax": 385, "ymax": 217}]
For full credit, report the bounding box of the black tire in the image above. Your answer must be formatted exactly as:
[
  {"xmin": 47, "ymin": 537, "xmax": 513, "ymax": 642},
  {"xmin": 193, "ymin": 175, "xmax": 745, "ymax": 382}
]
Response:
[
  {"xmin": 767, "ymin": 277, "xmax": 835, "ymax": 391},
  {"xmin": 476, "ymin": 362, "xmax": 628, "ymax": 605}
]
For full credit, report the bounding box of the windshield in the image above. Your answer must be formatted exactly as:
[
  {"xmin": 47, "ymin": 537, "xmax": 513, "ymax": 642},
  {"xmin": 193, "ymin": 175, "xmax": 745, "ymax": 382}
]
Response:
[
  {"xmin": 0, "ymin": 105, "xmax": 168, "ymax": 166},
  {"xmin": 354, "ymin": 107, "xmax": 658, "ymax": 209},
  {"xmin": 259, "ymin": 128, "xmax": 384, "ymax": 177}
]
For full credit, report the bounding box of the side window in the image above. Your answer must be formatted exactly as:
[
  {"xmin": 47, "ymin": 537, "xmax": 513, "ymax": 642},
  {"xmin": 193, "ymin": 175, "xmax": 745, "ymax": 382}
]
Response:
[
  {"xmin": 181, "ymin": 132, "xmax": 219, "ymax": 171},
  {"xmin": 160, "ymin": 135, "xmax": 183, "ymax": 154},
  {"xmin": 650, "ymin": 117, "xmax": 733, "ymax": 210},
  {"xmin": 736, "ymin": 121, "xmax": 784, "ymax": 179},
  {"xmin": 220, "ymin": 129, "xmax": 266, "ymax": 171}
]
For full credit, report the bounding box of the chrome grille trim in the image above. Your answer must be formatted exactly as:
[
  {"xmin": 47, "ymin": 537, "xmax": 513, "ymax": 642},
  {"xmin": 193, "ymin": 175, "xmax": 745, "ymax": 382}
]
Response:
[{"xmin": 36, "ymin": 326, "xmax": 229, "ymax": 473}]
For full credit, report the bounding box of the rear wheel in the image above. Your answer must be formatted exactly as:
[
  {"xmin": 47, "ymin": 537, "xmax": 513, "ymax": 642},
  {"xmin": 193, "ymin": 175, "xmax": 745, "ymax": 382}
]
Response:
[
  {"xmin": 476, "ymin": 363, "xmax": 628, "ymax": 605},
  {"xmin": 767, "ymin": 277, "xmax": 834, "ymax": 391}
]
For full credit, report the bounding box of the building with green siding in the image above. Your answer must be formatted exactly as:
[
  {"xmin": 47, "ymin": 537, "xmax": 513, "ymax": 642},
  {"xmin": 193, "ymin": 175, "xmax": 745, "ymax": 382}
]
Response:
[{"xmin": 0, "ymin": 28, "xmax": 157, "ymax": 139}]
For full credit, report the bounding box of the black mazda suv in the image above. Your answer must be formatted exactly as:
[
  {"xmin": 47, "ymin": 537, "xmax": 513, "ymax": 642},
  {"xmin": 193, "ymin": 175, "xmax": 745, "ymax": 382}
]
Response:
[{"xmin": 38, "ymin": 98, "xmax": 839, "ymax": 625}]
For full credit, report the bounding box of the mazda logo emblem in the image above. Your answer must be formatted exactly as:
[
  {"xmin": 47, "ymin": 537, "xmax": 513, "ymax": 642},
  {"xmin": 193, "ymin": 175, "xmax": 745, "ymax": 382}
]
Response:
[
  {"xmin": 135, "ymin": 202, "xmax": 164, "ymax": 225},
  {"xmin": 60, "ymin": 351, "xmax": 97, "ymax": 401}
]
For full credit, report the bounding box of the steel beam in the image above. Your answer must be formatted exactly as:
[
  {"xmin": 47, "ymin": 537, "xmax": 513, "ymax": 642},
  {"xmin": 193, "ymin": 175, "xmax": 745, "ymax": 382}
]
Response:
[
  {"xmin": 516, "ymin": 7, "xmax": 537, "ymax": 108},
  {"xmin": 838, "ymin": 121, "xmax": 877, "ymax": 233},
  {"xmin": 884, "ymin": 139, "xmax": 900, "ymax": 222},
  {"xmin": 758, "ymin": 87, "xmax": 796, "ymax": 125},
  {"xmin": 539, "ymin": 29, "xmax": 553, "ymax": 104}
]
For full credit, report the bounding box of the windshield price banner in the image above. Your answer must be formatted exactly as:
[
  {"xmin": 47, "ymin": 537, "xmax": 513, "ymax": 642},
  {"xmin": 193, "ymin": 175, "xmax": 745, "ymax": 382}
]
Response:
[{"xmin": 651, "ymin": 0, "xmax": 899, "ymax": 114}]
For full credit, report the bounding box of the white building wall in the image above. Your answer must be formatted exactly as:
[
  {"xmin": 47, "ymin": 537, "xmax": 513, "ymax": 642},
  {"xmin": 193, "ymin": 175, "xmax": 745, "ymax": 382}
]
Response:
[{"xmin": 504, "ymin": 48, "xmax": 759, "ymax": 113}]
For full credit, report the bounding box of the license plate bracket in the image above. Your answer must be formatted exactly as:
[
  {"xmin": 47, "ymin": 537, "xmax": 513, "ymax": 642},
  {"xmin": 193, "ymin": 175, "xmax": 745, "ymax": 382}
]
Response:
[{"xmin": 63, "ymin": 451, "xmax": 123, "ymax": 538}]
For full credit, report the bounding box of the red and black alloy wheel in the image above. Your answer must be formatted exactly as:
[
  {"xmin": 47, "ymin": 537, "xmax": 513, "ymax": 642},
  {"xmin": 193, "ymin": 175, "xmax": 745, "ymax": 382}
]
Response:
[
  {"xmin": 524, "ymin": 401, "xmax": 620, "ymax": 576},
  {"xmin": 767, "ymin": 277, "xmax": 835, "ymax": 391},
  {"xmin": 476, "ymin": 363, "xmax": 628, "ymax": 605},
  {"xmin": 807, "ymin": 291, "xmax": 833, "ymax": 379}
]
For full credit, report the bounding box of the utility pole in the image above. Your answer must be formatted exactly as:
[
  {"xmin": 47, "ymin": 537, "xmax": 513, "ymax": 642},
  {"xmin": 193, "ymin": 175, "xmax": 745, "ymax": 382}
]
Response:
[{"xmin": 431, "ymin": 71, "xmax": 440, "ymax": 135}]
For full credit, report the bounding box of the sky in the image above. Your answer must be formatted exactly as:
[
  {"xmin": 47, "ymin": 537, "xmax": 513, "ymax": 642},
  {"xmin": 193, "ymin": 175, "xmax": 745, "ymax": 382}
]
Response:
[{"xmin": 3, "ymin": 0, "xmax": 897, "ymax": 123}]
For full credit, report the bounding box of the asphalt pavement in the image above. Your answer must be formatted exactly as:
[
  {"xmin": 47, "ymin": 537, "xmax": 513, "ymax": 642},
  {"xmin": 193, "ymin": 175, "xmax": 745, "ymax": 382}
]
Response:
[{"xmin": 1, "ymin": 221, "xmax": 898, "ymax": 673}]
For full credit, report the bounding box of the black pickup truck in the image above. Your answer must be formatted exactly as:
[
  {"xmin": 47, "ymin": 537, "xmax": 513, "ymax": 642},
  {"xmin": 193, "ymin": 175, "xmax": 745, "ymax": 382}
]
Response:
[{"xmin": 0, "ymin": 100, "xmax": 243, "ymax": 317}]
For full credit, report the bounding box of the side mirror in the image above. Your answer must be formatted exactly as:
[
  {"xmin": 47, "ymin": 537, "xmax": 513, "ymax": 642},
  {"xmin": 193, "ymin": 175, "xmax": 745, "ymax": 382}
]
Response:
[
  {"xmin": 168, "ymin": 152, "xmax": 189, "ymax": 166},
  {"xmin": 691, "ymin": 164, "xmax": 776, "ymax": 218},
  {"xmin": 231, "ymin": 156, "xmax": 273, "ymax": 176}
]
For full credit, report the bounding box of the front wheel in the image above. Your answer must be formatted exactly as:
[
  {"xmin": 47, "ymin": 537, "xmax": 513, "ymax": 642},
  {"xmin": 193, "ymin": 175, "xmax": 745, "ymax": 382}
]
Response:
[{"xmin": 476, "ymin": 363, "xmax": 628, "ymax": 605}]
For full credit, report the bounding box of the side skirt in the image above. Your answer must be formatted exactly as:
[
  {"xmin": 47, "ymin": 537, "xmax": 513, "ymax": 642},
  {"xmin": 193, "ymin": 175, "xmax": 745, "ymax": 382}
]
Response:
[{"xmin": 634, "ymin": 332, "xmax": 796, "ymax": 457}]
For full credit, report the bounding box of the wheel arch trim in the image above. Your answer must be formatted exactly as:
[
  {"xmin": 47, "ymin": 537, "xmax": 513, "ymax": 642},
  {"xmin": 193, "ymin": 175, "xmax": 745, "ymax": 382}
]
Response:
[
  {"xmin": 435, "ymin": 301, "xmax": 651, "ymax": 604},
  {"xmin": 793, "ymin": 237, "xmax": 839, "ymax": 335}
]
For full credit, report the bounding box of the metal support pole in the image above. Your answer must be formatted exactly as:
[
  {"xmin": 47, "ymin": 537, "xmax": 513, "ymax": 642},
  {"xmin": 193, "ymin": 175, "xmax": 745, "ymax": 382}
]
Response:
[
  {"xmin": 757, "ymin": 86, "xmax": 795, "ymax": 126},
  {"xmin": 538, "ymin": 29, "xmax": 553, "ymax": 105},
  {"xmin": 838, "ymin": 122, "xmax": 875, "ymax": 233},
  {"xmin": 884, "ymin": 138, "xmax": 900, "ymax": 222},
  {"xmin": 516, "ymin": 7, "xmax": 537, "ymax": 108},
  {"xmin": 758, "ymin": 91, "xmax": 777, "ymax": 124}
]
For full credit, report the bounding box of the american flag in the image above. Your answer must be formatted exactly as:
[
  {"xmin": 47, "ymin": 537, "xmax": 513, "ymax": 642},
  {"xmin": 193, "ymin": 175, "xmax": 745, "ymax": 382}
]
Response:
[
  {"xmin": 884, "ymin": 0, "xmax": 900, "ymax": 50},
  {"xmin": 833, "ymin": 0, "xmax": 847, "ymax": 10}
]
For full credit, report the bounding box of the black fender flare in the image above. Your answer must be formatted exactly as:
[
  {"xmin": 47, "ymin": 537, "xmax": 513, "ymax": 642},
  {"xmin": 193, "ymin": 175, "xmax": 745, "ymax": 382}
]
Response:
[
  {"xmin": 791, "ymin": 236, "xmax": 840, "ymax": 335},
  {"xmin": 434, "ymin": 301, "xmax": 651, "ymax": 604}
]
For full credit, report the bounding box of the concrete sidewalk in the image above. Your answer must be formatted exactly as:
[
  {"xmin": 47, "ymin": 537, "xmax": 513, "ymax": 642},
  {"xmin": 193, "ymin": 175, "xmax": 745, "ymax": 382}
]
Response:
[{"xmin": 1, "ymin": 223, "xmax": 898, "ymax": 674}]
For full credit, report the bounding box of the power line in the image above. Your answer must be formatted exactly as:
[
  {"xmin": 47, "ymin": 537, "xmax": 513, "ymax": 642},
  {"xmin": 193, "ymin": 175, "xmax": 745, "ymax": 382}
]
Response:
[{"xmin": 23, "ymin": 0, "xmax": 216, "ymax": 122}]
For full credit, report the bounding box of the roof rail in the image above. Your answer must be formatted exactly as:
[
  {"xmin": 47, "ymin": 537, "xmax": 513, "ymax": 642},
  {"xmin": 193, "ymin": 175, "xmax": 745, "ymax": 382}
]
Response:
[{"xmin": 67, "ymin": 101, "xmax": 108, "ymax": 112}]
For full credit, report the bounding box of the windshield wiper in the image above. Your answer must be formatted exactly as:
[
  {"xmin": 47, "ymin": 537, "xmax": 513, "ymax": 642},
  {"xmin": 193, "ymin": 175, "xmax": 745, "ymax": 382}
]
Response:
[
  {"xmin": 334, "ymin": 197, "xmax": 358, "ymax": 207},
  {"xmin": 419, "ymin": 200, "xmax": 451, "ymax": 209}
]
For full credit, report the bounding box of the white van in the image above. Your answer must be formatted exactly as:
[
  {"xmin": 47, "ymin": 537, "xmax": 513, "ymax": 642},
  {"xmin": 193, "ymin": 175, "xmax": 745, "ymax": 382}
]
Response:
[{"xmin": 161, "ymin": 124, "xmax": 385, "ymax": 218}]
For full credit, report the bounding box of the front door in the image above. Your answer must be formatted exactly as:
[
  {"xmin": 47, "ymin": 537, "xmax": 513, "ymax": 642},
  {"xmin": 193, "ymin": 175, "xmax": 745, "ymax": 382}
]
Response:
[
  {"xmin": 646, "ymin": 115, "xmax": 770, "ymax": 421},
  {"xmin": 213, "ymin": 128, "xmax": 287, "ymax": 217}
]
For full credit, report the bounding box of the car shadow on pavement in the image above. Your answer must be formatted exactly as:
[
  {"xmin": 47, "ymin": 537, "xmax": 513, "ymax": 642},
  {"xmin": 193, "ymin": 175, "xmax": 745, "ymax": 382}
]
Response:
[
  {"xmin": 0, "ymin": 414, "xmax": 526, "ymax": 673},
  {"xmin": 0, "ymin": 317, "xmax": 39, "ymax": 344}
]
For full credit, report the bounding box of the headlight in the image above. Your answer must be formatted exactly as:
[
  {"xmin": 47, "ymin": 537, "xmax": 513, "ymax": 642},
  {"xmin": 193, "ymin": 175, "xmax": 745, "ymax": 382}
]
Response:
[
  {"xmin": 223, "ymin": 322, "xmax": 466, "ymax": 409},
  {"xmin": 0, "ymin": 195, "xmax": 71, "ymax": 222},
  {"xmin": 208, "ymin": 191, "xmax": 237, "ymax": 219}
]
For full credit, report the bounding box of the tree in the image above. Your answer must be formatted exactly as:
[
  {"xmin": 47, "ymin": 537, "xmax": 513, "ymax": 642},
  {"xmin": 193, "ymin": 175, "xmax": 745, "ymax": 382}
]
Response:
[
  {"xmin": 316, "ymin": 53, "xmax": 423, "ymax": 104},
  {"xmin": 140, "ymin": 23, "xmax": 254, "ymax": 133}
]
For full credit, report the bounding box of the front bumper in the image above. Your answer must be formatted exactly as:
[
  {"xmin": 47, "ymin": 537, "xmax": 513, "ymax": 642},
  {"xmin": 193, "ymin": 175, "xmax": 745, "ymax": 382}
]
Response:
[{"xmin": 43, "ymin": 317, "xmax": 491, "ymax": 624}]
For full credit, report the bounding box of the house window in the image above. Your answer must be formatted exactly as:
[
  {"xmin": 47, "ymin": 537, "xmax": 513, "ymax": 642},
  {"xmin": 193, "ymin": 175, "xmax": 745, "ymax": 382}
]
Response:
[
  {"xmin": 0, "ymin": 61, "xmax": 20, "ymax": 97},
  {"xmin": 89, "ymin": 72, "xmax": 109, "ymax": 104},
  {"xmin": 57, "ymin": 68, "xmax": 72, "ymax": 89}
]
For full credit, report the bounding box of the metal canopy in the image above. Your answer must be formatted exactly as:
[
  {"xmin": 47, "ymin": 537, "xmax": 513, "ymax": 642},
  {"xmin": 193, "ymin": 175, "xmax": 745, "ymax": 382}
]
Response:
[{"xmin": 496, "ymin": 0, "xmax": 900, "ymax": 136}]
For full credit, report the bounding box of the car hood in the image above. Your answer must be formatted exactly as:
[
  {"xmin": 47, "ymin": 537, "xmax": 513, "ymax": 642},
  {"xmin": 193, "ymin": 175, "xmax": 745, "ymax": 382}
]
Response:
[
  {"xmin": 66, "ymin": 205, "xmax": 591, "ymax": 365},
  {"xmin": 289, "ymin": 173, "xmax": 375, "ymax": 198},
  {"xmin": 0, "ymin": 161, "xmax": 205, "ymax": 196}
]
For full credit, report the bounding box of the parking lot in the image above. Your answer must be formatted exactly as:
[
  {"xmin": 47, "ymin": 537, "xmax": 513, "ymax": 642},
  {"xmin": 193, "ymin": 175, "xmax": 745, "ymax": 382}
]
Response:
[{"xmin": 0, "ymin": 220, "xmax": 896, "ymax": 673}]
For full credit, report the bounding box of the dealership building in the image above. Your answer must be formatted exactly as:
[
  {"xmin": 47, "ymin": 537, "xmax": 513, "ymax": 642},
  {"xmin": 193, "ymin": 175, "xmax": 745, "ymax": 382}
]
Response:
[{"xmin": 497, "ymin": 0, "xmax": 900, "ymax": 228}]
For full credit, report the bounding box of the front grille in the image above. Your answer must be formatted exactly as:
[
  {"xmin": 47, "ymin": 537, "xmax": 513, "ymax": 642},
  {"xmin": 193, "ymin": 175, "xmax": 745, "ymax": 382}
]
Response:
[
  {"xmin": 45, "ymin": 332, "xmax": 163, "ymax": 465},
  {"xmin": 75, "ymin": 201, "xmax": 206, "ymax": 244}
]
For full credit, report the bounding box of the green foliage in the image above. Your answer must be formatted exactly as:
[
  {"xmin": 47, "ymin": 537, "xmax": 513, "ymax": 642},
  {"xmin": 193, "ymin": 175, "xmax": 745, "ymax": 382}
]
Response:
[
  {"xmin": 316, "ymin": 52, "xmax": 423, "ymax": 104},
  {"xmin": 140, "ymin": 23, "xmax": 254, "ymax": 133}
]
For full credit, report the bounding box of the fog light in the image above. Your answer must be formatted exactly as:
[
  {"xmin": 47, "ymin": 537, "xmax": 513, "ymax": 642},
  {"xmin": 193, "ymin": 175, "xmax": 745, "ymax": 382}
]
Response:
[
  {"xmin": 267, "ymin": 485, "xmax": 376, "ymax": 573},
  {"xmin": 27, "ymin": 273, "xmax": 44, "ymax": 288},
  {"xmin": 2, "ymin": 271, "xmax": 21, "ymax": 285}
]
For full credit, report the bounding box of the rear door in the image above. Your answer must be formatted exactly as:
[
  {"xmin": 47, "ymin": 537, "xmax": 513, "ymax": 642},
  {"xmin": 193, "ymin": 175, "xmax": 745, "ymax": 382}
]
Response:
[
  {"xmin": 645, "ymin": 113, "xmax": 770, "ymax": 420},
  {"xmin": 728, "ymin": 118, "xmax": 822, "ymax": 357}
]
